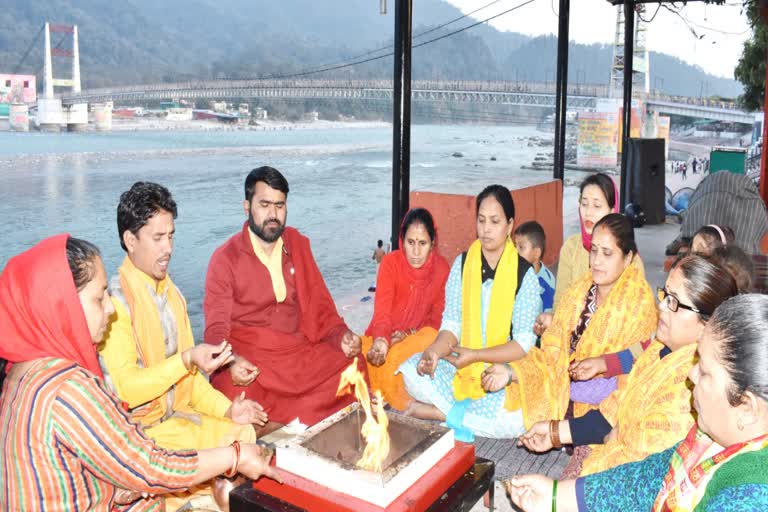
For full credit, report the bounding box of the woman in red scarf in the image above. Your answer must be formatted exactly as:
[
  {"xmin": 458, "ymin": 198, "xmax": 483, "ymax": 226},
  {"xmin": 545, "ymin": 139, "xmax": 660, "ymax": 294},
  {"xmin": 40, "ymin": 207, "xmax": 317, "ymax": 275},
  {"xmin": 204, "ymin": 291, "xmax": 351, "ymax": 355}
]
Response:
[
  {"xmin": 0, "ymin": 235, "xmax": 280, "ymax": 511},
  {"xmin": 363, "ymin": 208, "xmax": 450, "ymax": 411}
]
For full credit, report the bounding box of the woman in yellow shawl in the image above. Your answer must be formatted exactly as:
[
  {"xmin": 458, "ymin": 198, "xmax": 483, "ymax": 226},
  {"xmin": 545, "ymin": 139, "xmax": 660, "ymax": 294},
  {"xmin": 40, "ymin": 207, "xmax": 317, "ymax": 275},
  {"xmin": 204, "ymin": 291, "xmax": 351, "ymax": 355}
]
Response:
[
  {"xmin": 483, "ymin": 214, "xmax": 657, "ymax": 430},
  {"xmin": 399, "ymin": 185, "xmax": 543, "ymax": 440},
  {"xmin": 507, "ymin": 294, "xmax": 768, "ymax": 512},
  {"xmin": 517, "ymin": 254, "xmax": 739, "ymax": 477}
]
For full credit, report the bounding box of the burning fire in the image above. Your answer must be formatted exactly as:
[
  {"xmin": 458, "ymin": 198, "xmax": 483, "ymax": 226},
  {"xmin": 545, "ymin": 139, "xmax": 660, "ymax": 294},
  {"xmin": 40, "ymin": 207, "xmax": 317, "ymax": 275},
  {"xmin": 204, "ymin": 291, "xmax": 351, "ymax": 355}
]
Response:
[{"xmin": 336, "ymin": 357, "xmax": 390, "ymax": 472}]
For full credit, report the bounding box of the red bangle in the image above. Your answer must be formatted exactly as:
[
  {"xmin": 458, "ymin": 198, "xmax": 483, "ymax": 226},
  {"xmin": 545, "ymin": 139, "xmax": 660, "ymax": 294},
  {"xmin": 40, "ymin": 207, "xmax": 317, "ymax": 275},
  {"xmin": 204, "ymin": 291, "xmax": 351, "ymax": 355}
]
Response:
[{"xmin": 224, "ymin": 440, "xmax": 241, "ymax": 478}]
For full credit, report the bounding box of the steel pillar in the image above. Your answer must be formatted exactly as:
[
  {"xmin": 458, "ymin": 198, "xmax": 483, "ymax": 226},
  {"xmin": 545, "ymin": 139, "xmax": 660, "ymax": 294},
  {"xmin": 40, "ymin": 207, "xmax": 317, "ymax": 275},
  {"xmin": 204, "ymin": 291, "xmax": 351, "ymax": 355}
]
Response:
[
  {"xmin": 391, "ymin": 0, "xmax": 413, "ymax": 250},
  {"xmin": 619, "ymin": 1, "xmax": 635, "ymax": 212},
  {"xmin": 553, "ymin": 0, "xmax": 570, "ymax": 181},
  {"xmin": 761, "ymin": 46, "xmax": 768, "ymax": 206}
]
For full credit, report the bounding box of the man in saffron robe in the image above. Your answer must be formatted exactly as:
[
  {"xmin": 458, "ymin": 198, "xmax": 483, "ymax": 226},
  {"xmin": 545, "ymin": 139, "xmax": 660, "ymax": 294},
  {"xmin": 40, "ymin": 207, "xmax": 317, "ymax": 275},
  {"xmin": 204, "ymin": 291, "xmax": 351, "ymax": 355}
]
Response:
[{"xmin": 204, "ymin": 166, "xmax": 365, "ymax": 427}]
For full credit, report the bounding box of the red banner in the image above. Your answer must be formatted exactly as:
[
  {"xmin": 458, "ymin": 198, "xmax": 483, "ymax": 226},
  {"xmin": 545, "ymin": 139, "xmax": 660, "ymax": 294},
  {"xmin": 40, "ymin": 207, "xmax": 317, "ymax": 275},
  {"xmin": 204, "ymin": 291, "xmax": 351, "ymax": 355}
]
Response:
[
  {"xmin": 49, "ymin": 24, "xmax": 74, "ymax": 33},
  {"xmin": 51, "ymin": 48, "xmax": 73, "ymax": 57}
]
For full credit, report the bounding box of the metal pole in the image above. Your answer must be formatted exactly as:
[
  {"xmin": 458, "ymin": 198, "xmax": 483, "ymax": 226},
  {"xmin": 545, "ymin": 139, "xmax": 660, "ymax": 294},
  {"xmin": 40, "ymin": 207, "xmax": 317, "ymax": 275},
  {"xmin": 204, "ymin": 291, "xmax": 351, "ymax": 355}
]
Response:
[
  {"xmin": 552, "ymin": 0, "xmax": 570, "ymax": 181},
  {"xmin": 391, "ymin": 0, "xmax": 413, "ymax": 250},
  {"xmin": 760, "ymin": 46, "xmax": 768, "ymax": 206},
  {"xmin": 619, "ymin": 1, "xmax": 634, "ymax": 213}
]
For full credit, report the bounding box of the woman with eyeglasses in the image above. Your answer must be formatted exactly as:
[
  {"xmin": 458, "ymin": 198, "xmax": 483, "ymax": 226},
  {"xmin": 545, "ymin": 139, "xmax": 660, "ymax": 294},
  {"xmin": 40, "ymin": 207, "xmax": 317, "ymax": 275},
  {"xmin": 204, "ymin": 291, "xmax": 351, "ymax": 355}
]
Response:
[
  {"xmin": 508, "ymin": 294, "xmax": 768, "ymax": 512},
  {"xmin": 516, "ymin": 254, "xmax": 738, "ymax": 478}
]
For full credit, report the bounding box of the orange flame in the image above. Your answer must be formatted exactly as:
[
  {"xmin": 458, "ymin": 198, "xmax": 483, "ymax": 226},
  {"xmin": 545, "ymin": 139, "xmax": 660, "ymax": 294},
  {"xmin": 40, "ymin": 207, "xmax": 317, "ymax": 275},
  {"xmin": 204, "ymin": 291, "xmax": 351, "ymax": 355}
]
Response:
[{"xmin": 336, "ymin": 357, "xmax": 390, "ymax": 472}]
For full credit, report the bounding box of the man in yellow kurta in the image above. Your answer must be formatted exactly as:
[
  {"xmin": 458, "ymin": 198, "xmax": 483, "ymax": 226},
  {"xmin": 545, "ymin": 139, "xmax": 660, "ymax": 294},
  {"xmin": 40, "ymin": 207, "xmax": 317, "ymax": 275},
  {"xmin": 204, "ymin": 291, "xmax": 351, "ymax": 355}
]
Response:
[{"xmin": 99, "ymin": 182, "xmax": 263, "ymax": 452}]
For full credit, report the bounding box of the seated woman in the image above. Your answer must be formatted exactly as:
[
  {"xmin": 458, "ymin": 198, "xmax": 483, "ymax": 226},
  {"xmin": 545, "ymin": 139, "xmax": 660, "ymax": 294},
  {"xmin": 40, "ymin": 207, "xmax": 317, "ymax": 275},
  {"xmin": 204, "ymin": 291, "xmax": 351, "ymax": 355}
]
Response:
[
  {"xmin": 399, "ymin": 185, "xmax": 542, "ymax": 439},
  {"xmin": 483, "ymin": 214, "xmax": 657, "ymax": 429},
  {"xmin": 508, "ymin": 294, "xmax": 768, "ymax": 512},
  {"xmin": 518, "ymin": 254, "xmax": 738, "ymax": 477},
  {"xmin": 363, "ymin": 208, "xmax": 450, "ymax": 411},
  {"xmin": 0, "ymin": 235, "xmax": 280, "ymax": 511},
  {"xmin": 536, "ymin": 173, "xmax": 644, "ymax": 336}
]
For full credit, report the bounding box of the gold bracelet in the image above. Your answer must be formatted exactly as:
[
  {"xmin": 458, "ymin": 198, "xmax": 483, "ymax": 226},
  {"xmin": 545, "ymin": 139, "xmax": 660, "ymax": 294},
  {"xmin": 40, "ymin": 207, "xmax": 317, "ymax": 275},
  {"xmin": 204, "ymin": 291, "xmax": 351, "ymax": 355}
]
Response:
[{"xmin": 550, "ymin": 420, "xmax": 562, "ymax": 449}]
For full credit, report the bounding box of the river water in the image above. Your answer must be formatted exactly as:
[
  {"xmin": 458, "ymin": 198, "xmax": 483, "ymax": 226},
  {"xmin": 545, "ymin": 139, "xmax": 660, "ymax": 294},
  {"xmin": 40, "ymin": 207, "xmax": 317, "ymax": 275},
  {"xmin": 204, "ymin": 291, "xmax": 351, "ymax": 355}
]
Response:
[{"xmin": 0, "ymin": 124, "xmax": 577, "ymax": 337}]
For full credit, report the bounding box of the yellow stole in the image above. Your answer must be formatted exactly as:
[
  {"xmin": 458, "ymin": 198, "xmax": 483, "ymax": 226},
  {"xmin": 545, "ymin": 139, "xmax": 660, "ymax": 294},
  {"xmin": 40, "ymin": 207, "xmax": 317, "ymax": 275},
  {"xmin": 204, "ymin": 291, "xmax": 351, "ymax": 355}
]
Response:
[
  {"xmin": 506, "ymin": 263, "xmax": 657, "ymax": 429},
  {"xmin": 453, "ymin": 238, "xmax": 518, "ymax": 401},
  {"xmin": 118, "ymin": 257, "xmax": 197, "ymax": 426},
  {"xmin": 580, "ymin": 341, "xmax": 697, "ymax": 475}
]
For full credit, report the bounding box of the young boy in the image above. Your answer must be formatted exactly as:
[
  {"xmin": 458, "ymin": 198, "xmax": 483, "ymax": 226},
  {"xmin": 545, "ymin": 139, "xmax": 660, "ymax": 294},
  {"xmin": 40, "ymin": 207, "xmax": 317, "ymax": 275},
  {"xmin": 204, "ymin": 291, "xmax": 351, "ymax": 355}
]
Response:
[{"xmin": 514, "ymin": 221, "xmax": 556, "ymax": 312}]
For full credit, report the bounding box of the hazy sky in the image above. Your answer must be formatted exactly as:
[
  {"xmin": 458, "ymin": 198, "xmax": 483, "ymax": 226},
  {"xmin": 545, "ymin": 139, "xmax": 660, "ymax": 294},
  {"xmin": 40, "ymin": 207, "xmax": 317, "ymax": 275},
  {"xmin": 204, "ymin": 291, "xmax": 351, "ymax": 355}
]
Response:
[{"xmin": 444, "ymin": 0, "xmax": 751, "ymax": 79}]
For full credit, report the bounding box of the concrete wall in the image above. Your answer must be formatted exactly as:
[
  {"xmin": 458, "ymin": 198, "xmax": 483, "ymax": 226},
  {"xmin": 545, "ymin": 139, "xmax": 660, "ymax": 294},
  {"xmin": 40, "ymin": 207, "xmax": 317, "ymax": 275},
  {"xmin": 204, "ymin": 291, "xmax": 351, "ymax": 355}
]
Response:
[{"xmin": 410, "ymin": 180, "xmax": 563, "ymax": 267}]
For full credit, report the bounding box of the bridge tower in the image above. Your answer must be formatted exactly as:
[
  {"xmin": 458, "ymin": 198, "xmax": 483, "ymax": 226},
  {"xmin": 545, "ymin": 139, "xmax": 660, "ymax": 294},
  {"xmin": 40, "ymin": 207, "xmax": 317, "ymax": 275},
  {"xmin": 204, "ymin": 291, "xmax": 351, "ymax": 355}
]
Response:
[
  {"xmin": 37, "ymin": 22, "xmax": 88, "ymax": 131},
  {"xmin": 609, "ymin": 5, "xmax": 650, "ymax": 100}
]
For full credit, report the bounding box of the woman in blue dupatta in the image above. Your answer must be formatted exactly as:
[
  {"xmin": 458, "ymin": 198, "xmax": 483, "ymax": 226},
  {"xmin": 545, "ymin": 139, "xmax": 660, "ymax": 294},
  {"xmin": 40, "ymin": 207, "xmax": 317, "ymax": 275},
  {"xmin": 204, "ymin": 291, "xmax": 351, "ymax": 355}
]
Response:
[{"xmin": 399, "ymin": 185, "xmax": 542, "ymax": 440}]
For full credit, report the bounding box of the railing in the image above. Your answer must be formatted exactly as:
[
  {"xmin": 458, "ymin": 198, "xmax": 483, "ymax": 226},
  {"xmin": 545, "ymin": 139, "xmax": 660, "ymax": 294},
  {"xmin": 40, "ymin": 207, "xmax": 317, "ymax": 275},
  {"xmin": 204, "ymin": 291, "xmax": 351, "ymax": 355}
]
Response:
[{"xmin": 58, "ymin": 80, "xmax": 750, "ymax": 115}]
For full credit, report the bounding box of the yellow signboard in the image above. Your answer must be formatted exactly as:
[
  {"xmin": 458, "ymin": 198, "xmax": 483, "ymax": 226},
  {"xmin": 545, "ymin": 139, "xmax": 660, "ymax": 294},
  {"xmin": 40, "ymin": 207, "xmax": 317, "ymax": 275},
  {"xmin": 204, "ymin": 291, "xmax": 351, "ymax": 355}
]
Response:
[{"xmin": 577, "ymin": 112, "xmax": 619, "ymax": 168}]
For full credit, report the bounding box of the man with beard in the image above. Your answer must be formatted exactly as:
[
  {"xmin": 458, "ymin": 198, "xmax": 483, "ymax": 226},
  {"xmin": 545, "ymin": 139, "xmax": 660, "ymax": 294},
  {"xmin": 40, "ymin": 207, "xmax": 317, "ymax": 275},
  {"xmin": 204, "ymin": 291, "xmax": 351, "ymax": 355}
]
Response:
[
  {"xmin": 203, "ymin": 167, "xmax": 365, "ymax": 429},
  {"xmin": 99, "ymin": 182, "xmax": 266, "ymax": 457}
]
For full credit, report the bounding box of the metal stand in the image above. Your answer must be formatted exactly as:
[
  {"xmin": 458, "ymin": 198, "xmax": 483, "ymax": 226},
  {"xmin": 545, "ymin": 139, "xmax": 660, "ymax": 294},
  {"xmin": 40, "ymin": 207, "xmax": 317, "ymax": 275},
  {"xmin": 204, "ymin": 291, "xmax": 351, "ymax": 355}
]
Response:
[
  {"xmin": 391, "ymin": 0, "xmax": 413, "ymax": 250},
  {"xmin": 552, "ymin": 0, "xmax": 570, "ymax": 182}
]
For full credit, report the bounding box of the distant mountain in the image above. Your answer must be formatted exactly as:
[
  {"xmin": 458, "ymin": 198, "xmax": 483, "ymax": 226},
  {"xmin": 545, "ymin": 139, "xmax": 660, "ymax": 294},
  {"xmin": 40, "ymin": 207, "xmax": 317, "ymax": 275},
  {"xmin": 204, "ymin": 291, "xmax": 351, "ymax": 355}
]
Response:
[{"xmin": 0, "ymin": 0, "xmax": 741, "ymax": 98}]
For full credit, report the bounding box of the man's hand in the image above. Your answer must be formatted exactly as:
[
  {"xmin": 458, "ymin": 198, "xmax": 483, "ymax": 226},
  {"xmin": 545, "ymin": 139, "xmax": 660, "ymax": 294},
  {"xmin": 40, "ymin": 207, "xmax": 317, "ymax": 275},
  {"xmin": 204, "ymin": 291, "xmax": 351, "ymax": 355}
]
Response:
[
  {"xmin": 568, "ymin": 356, "xmax": 607, "ymax": 381},
  {"xmin": 416, "ymin": 349, "xmax": 439, "ymax": 378},
  {"xmin": 341, "ymin": 330, "xmax": 362, "ymax": 358},
  {"xmin": 226, "ymin": 391, "xmax": 268, "ymax": 426},
  {"xmin": 443, "ymin": 346, "xmax": 477, "ymax": 370},
  {"xmin": 366, "ymin": 337, "xmax": 389, "ymax": 367},
  {"xmin": 230, "ymin": 354, "xmax": 260, "ymax": 386},
  {"xmin": 517, "ymin": 421, "xmax": 554, "ymax": 453},
  {"xmin": 185, "ymin": 341, "xmax": 234, "ymax": 374},
  {"xmin": 533, "ymin": 312, "xmax": 553, "ymax": 337}
]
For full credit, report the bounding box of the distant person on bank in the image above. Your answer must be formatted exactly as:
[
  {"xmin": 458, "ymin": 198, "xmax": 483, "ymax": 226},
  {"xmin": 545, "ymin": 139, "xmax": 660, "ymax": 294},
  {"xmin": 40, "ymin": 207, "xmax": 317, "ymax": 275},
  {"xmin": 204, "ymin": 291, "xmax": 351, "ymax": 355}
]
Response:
[
  {"xmin": 372, "ymin": 239, "xmax": 386, "ymax": 264},
  {"xmin": 362, "ymin": 208, "xmax": 450, "ymax": 411},
  {"xmin": 204, "ymin": 166, "xmax": 366, "ymax": 428}
]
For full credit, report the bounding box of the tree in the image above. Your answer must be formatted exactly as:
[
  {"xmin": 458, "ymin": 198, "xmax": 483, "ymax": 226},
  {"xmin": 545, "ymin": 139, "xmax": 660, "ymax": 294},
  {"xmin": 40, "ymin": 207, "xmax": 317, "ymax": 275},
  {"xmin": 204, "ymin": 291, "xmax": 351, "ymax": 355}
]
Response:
[{"xmin": 735, "ymin": 1, "xmax": 768, "ymax": 111}]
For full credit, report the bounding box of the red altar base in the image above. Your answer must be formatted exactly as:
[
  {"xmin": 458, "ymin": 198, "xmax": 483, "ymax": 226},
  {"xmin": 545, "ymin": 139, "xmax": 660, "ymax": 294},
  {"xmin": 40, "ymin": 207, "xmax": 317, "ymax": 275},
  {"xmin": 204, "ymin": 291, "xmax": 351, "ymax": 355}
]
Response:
[{"xmin": 252, "ymin": 442, "xmax": 475, "ymax": 512}]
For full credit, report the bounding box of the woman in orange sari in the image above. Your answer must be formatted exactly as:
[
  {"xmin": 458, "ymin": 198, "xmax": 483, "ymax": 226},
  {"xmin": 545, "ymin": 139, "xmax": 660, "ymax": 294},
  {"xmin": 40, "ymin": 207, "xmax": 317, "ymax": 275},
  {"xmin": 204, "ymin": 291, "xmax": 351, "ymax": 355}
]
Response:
[
  {"xmin": 362, "ymin": 208, "xmax": 450, "ymax": 410},
  {"xmin": 482, "ymin": 214, "xmax": 657, "ymax": 429},
  {"xmin": 508, "ymin": 294, "xmax": 768, "ymax": 512},
  {"xmin": 518, "ymin": 255, "xmax": 739, "ymax": 476}
]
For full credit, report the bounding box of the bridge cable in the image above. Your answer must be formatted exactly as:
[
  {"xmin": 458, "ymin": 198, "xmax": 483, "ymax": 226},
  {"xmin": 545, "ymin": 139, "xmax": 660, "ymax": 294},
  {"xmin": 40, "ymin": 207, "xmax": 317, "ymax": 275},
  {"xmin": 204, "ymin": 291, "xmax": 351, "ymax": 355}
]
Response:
[
  {"xmin": 251, "ymin": 0, "xmax": 539, "ymax": 81},
  {"xmin": 12, "ymin": 24, "xmax": 45, "ymax": 75}
]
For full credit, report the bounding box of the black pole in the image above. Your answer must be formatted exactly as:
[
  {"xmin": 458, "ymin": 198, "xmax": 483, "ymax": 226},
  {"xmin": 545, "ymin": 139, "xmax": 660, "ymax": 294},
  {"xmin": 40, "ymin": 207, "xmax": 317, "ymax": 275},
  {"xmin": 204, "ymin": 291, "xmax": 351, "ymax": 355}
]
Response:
[
  {"xmin": 552, "ymin": 0, "xmax": 570, "ymax": 181},
  {"xmin": 619, "ymin": 1, "xmax": 634, "ymax": 213},
  {"xmin": 391, "ymin": 0, "xmax": 413, "ymax": 250}
]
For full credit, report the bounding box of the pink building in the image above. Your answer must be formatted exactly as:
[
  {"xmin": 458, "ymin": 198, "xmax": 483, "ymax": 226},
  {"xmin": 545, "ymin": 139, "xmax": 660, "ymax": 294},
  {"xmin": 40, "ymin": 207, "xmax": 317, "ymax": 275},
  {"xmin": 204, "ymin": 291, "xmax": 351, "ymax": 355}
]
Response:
[{"xmin": 0, "ymin": 74, "xmax": 37, "ymax": 104}]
